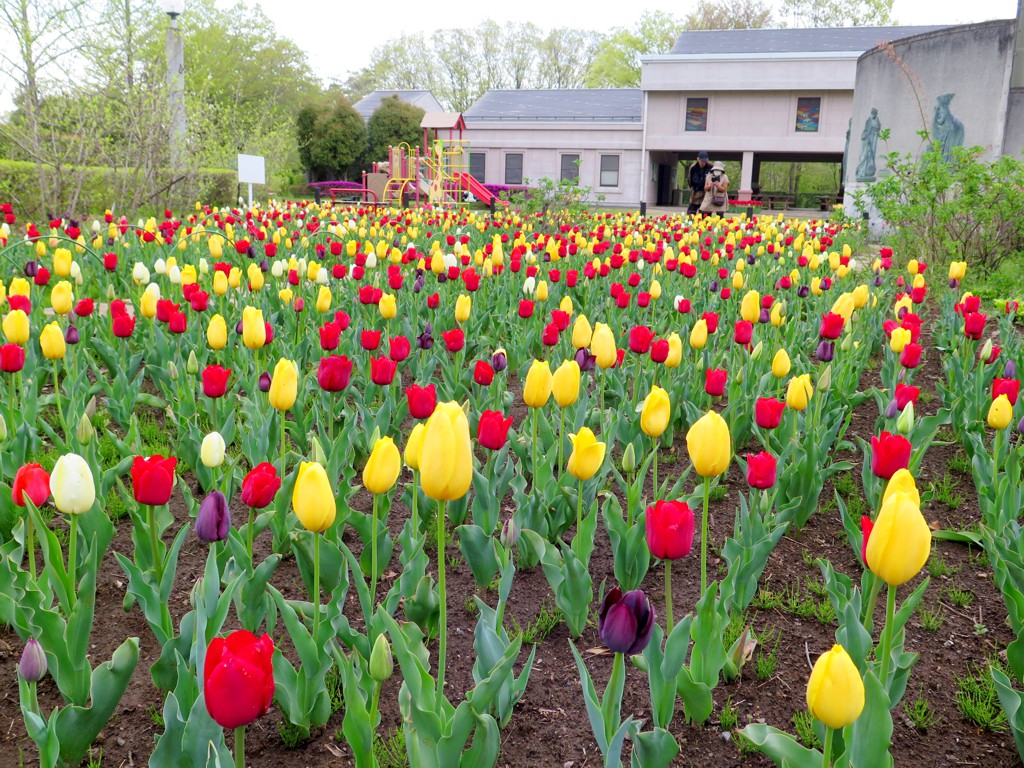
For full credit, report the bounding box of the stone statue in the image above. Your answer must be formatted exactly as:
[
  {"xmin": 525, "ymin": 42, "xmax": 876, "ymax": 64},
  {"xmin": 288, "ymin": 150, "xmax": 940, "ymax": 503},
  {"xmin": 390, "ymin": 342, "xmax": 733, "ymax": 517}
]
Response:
[
  {"xmin": 932, "ymin": 93, "xmax": 965, "ymax": 162},
  {"xmin": 842, "ymin": 117, "xmax": 851, "ymax": 184},
  {"xmin": 855, "ymin": 108, "xmax": 881, "ymax": 182}
]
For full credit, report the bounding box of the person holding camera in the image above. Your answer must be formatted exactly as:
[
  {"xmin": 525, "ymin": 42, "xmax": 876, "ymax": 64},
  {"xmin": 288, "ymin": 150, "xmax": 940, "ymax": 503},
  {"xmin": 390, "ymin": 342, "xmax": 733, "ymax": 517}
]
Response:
[
  {"xmin": 699, "ymin": 161, "xmax": 729, "ymax": 216},
  {"xmin": 686, "ymin": 150, "xmax": 710, "ymax": 215}
]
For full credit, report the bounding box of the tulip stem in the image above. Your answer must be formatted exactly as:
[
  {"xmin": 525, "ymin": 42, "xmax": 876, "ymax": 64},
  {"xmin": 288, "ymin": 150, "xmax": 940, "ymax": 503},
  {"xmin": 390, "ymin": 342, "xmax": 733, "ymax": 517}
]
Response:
[
  {"xmin": 863, "ymin": 572, "xmax": 882, "ymax": 634},
  {"xmin": 26, "ymin": 510, "xmax": 35, "ymax": 579},
  {"xmin": 437, "ymin": 500, "xmax": 448, "ymax": 693},
  {"xmin": 664, "ymin": 559, "xmax": 674, "ymax": 631},
  {"xmin": 246, "ymin": 507, "xmax": 255, "ymax": 566},
  {"xmin": 558, "ymin": 406, "xmax": 566, "ymax": 479},
  {"xmin": 313, "ymin": 530, "xmax": 321, "ymax": 641},
  {"xmin": 878, "ymin": 582, "xmax": 896, "ymax": 686},
  {"xmin": 52, "ymin": 360, "xmax": 66, "ymax": 438},
  {"xmin": 821, "ymin": 726, "xmax": 834, "ymax": 767},
  {"xmin": 280, "ymin": 412, "xmax": 287, "ymax": 480},
  {"xmin": 598, "ymin": 372, "xmax": 606, "ymax": 435},
  {"xmin": 68, "ymin": 513, "xmax": 78, "ymax": 609},
  {"xmin": 370, "ymin": 493, "xmax": 379, "ymax": 606},
  {"xmin": 652, "ymin": 444, "xmax": 659, "ymax": 501},
  {"xmin": 531, "ymin": 408, "xmax": 539, "ymax": 488},
  {"xmin": 411, "ymin": 470, "xmax": 419, "ymax": 535},
  {"xmin": 700, "ymin": 476, "xmax": 711, "ymax": 595},
  {"xmin": 234, "ymin": 725, "xmax": 246, "ymax": 768},
  {"xmin": 148, "ymin": 505, "xmax": 164, "ymax": 584},
  {"xmin": 577, "ymin": 478, "xmax": 584, "ymax": 541}
]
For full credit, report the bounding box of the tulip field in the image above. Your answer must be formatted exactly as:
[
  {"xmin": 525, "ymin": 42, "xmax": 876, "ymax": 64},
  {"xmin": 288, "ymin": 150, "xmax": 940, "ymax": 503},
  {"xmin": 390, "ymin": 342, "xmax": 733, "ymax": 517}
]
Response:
[{"xmin": 0, "ymin": 199, "xmax": 1022, "ymax": 768}]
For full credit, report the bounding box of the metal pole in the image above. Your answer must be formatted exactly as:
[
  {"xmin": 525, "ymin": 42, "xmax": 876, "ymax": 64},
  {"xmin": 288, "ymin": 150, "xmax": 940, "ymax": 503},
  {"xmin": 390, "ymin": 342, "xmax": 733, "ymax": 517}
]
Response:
[{"xmin": 166, "ymin": 15, "xmax": 186, "ymax": 170}]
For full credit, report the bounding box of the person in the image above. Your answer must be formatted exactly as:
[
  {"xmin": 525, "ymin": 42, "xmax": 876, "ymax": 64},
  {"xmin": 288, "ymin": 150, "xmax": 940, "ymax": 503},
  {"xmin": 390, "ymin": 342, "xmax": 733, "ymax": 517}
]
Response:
[
  {"xmin": 855, "ymin": 108, "xmax": 881, "ymax": 182},
  {"xmin": 699, "ymin": 161, "xmax": 729, "ymax": 216},
  {"xmin": 686, "ymin": 151, "xmax": 710, "ymax": 215}
]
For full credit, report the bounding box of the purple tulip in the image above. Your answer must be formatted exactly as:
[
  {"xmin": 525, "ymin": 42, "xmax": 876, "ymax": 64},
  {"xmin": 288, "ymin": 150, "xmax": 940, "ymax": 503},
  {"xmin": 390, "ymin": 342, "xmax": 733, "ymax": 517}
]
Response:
[
  {"xmin": 949, "ymin": 278, "xmax": 959, "ymax": 289},
  {"xmin": 884, "ymin": 398, "xmax": 899, "ymax": 419},
  {"xmin": 65, "ymin": 324, "xmax": 80, "ymax": 344},
  {"xmin": 259, "ymin": 258, "xmax": 269, "ymax": 272},
  {"xmin": 491, "ymin": 349, "xmax": 508, "ymax": 372},
  {"xmin": 195, "ymin": 490, "xmax": 231, "ymax": 543},
  {"xmin": 758, "ymin": 308, "xmax": 771, "ymax": 324},
  {"xmin": 709, "ymin": 280, "xmax": 718, "ymax": 293},
  {"xmin": 258, "ymin": 371, "xmax": 272, "ymax": 392},
  {"xmin": 413, "ymin": 273, "xmax": 425, "ymax": 293},
  {"xmin": 815, "ymin": 340, "xmax": 834, "ymax": 362},
  {"xmin": 1004, "ymin": 360, "xmax": 1016, "ymax": 378},
  {"xmin": 797, "ymin": 286, "xmax": 810, "ymax": 298},
  {"xmin": 574, "ymin": 346, "xmax": 596, "ymax": 373},
  {"xmin": 598, "ymin": 587, "xmax": 655, "ymax": 655},
  {"xmin": 24, "ymin": 261, "xmax": 38, "ymax": 277},
  {"xmin": 874, "ymin": 276, "xmax": 884, "ymax": 287},
  {"xmin": 235, "ymin": 319, "xmax": 244, "ymax": 335},
  {"xmin": 18, "ymin": 638, "xmax": 47, "ymax": 682}
]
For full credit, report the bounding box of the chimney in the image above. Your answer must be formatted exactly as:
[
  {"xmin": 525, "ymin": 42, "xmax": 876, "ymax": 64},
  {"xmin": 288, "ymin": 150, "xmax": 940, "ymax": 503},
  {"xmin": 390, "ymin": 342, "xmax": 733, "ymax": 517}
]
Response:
[{"xmin": 1013, "ymin": 0, "xmax": 1024, "ymax": 88}]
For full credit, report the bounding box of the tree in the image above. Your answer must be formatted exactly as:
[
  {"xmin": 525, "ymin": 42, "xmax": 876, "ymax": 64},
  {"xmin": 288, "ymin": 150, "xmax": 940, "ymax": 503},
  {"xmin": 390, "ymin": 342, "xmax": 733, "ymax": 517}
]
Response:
[
  {"xmin": 295, "ymin": 93, "xmax": 367, "ymax": 182},
  {"xmin": 682, "ymin": 0, "xmax": 776, "ymax": 30},
  {"xmin": 536, "ymin": 28, "xmax": 602, "ymax": 89},
  {"xmin": 780, "ymin": 0, "xmax": 894, "ymax": 27},
  {"xmin": 586, "ymin": 11, "xmax": 683, "ymax": 88},
  {"xmin": 366, "ymin": 96, "xmax": 425, "ymax": 164}
]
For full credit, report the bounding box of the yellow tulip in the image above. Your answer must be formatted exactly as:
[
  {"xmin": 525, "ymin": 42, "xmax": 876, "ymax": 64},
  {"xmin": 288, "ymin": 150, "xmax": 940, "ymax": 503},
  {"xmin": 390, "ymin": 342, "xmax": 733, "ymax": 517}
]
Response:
[
  {"xmin": 278, "ymin": 288, "xmax": 294, "ymax": 305},
  {"xmin": 552, "ymin": 360, "xmax": 580, "ymax": 408},
  {"xmin": 771, "ymin": 349, "xmax": 791, "ymax": 379},
  {"xmin": 246, "ymin": 263, "xmax": 264, "ymax": 291},
  {"xmin": 572, "ymin": 314, "xmax": 593, "ymax": 349},
  {"xmin": 665, "ymin": 333, "xmax": 683, "ymax": 368},
  {"xmin": 405, "ymin": 422, "xmax": 426, "ymax": 470},
  {"xmin": 268, "ymin": 358, "xmax": 298, "ymax": 411},
  {"xmin": 559, "ymin": 295, "xmax": 574, "ymax": 315},
  {"xmin": 455, "ymin": 294, "xmax": 472, "ymax": 323},
  {"xmin": 40, "ymin": 321, "xmax": 66, "ymax": 360},
  {"xmin": 641, "ymin": 385, "xmax": 671, "ymax": 439},
  {"xmin": 889, "ymin": 327, "xmax": 911, "ymax": 353},
  {"xmin": 213, "ymin": 270, "xmax": 228, "ymax": 296},
  {"xmin": 685, "ymin": 410, "xmax": 732, "ymax": 477},
  {"xmin": 3, "ymin": 309, "xmax": 29, "ymax": 345},
  {"xmin": 137, "ymin": 289, "xmax": 157, "ymax": 319},
  {"xmin": 865, "ymin": 490, "xmax": 931, "ymax": 586},
  {"xmin": 207, "ymin": 314, "xmax": 227, "ymax": 350},
  {"xmin": 316, "ymin": 285, "xmax": 332, "ymax": 313},
  {"xmin": 567, "ymin": 427, "xmax": 606, "ymax": 481},
  {"xmin": 740, "ymin": 290, "xmax": 760, "ymax": 323},
  {"xmin": 882, "ymin": 468, "xmax": 920, "ymax": 508},
  {"xmin": 770, "ymin": 302, "xmax": 785, "ymax": 327},
  {"xmin": 9, "ymin": 277, "xmax": 30, "ymax": 297},
  {"xmin": 949, "ymin": 261, "xmax": 967, "ymax": 281},
  {"xmin": 592, "ymin": 323, "xmax": 617, "ymax": 369},
  {"xmin": 379, "ymin": 293, "xmax": 397, "ymax": 320},
  {"xmin": 292, "ymin": 461, "xmax": 337, "ymax": 532},
  {"xmin": 831, "ymin": 293, "xmax": 855, "ymax": 322},
  {"xmin": 523, "ymin": 360, "xmax": 552, "ymax": 408},
  {"xmin": 689, "ymin": 318, "xmax": 708, "ymax": 350},
  {"xmin": 420, "ymin": 402, "xmax": 473, "ymax": 501},
  {"xmin": 180, "ymin": 264, "xmax": 198, "ymax": 285},
  {"xmin": 852, "ymin": 284, "xmax": 869, "ymax": 309},
  {"xmin": 786, "ymin": 374, "xmax": 814, "ymax": 411},
  {"xmin": 806, "ymin": 645, "xmax": 865, "ymax": 729},
  {"xmin": 649, "ymin": 279, "xmax": 662, "ymax": 301},
  {"xmin": 242, "ymin": 306, "xmax": 267, "ymax": 350},
  {"xmin": 208, "ymin": 234, "xmax": 224, "ymax": 259},
  {"xmin": 535, "ymin": 280, "xmax": 549, "ymax": 301},
  {"xmin": 988, "ymin": 394, "xmax": 1013, "ymax": 430},
  {"xmin": 53, "ymin": 247, "xmax": 73, "ymax": 277},
  {"xmin": 907, "ymin": 259, "xmax": 919, "ymax": 275},
  {"xmin": 363, "ymin": 437, "xmax": 401, "ymax": 495},
  {"xmin": 228, "ymin": 267, "xmax": 242, "ymax": 289}
]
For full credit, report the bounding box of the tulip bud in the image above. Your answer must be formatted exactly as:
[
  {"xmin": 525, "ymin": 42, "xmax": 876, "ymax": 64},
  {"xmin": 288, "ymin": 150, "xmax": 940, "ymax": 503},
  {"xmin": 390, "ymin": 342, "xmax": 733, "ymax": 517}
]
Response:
[
  {"xmin": 195, "ymin": 490, "xmax": 231, "ymax": 543},
  {"xmin": 369, "ymin": 633, "xmax": 394, "ymax": 682},
  {"xmin": 168, "ymin": 361, "xmax": 179, "ymax": 380},
  {"xmin": 883, "ymin": 398, "xmax": 899, "ymax": 419},
  {"xmin": 500, "ymin": 517, "xmax": 520, "ymax": 548},
  {"xmin": 201, "ymin": 431, "xmax": 226, "ymax": 467},
  {"xmin": 897, "ymin": 401, "xmax": 915, "ymax": 435},
  {"xmin": 980, "ymin": 338, "xmax": 993, "ymax": 363},
  {"xmin": 186, "ymin": 350, "xmax": 199, "ymax": 374},
  {"xmin": 76, "ymin": 413, "xmax": 94, "ymax": 445},
  {"xmin": 1004, "ymin": 360, "xmax": 1017, "ymax": 378},
  {"xmin": 18, "ymin": 638, "xmax": 47, "ymax": 682},
  {"xmin": 491, "ymin": 348, "xmax": 508, "ymax": 372},
  {"xmin": 311, "ymin": 435, "xmax": 327, "ymax": 465},
  {"xmin": 621, "ymin": 442, "xmax": 637, "ymax": 473},
  {"xmin": 258, "ymin": 371, "xmax": 272, "ymax": 392},
  {"xmin": 0, "ymin": 414, "xmax": 7, "ymax": 442},
  {"xmin": 817, "ymin": 364, "xmax": 832, "ymax": 392},
  {"xmin": 750, "ymin": 341, "xmax": 763, "ymax": 360}
]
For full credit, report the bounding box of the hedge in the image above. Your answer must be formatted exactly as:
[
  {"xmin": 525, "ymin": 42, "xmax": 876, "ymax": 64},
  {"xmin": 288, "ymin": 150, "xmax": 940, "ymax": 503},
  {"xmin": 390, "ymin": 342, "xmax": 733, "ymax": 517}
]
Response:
[{"xmin": 0, "ymin": 160, "xmax": 237, "ymax": 217}]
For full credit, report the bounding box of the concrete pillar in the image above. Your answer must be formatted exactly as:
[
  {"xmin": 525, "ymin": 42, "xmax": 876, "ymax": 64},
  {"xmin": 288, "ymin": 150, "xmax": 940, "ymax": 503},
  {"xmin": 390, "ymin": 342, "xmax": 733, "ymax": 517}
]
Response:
[
  {"xmin": 739, "ymin": 150, "xmax": 755, "ymax": 198},
  {"xmin": 166, "ymin": 16, "xmax": 186, "ymax": 171},
  {"xmin": 1012, "ymin": 0, "xmax": 1024, "ymax": 88}
]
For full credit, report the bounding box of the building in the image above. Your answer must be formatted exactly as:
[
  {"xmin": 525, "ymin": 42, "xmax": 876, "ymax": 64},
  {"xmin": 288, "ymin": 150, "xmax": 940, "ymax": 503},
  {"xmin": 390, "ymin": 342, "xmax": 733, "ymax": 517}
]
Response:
[{"xmin": 353, "ymin": 90, "xmax": 444, "ymax": 122}]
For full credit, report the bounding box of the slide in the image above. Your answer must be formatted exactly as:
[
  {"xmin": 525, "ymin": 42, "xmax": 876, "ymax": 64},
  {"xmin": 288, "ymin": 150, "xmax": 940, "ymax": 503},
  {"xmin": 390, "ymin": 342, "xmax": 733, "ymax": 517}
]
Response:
[{"xmin": 452, "ymin": 172, "xmax": 494, "ymax": 205}]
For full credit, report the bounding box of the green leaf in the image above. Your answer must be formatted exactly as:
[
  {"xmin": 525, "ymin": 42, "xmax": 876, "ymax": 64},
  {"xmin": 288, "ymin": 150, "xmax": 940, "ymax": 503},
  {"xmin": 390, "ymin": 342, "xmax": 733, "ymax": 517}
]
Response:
[{"xmin": 738, "ymin": 724, "xmax": 823, "ymax": 767}]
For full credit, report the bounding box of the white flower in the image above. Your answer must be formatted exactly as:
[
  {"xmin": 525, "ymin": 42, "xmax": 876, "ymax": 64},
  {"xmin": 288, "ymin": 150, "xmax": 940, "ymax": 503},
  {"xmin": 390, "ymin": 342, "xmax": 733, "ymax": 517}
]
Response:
[
  {"xmin": 132, "ymin": 262, "xmax": 150, "ymax": 284},
  {"xmin": 523, "ymin": 276, "xmax": 536, "ymax": 295},
  {"xmin": 365, "ymin": 252, "xmax": 378, "ymax": 269},
  {"xmin": 167, "ymin": 265, "xmax": 181, "ymax": 284},
  {"xmin": 145, "ymin": 282, "xmax": 161, "ymax": 299},
  {"xmin": 200, "ymin": 432, "xmax": 226, "ymax": 468},
  {"xmin": 154, "ymin": 258, "xmax": 167, "ymax": 275},
  {"xmin": 271, "ymin": 260, "xmax": 285, "ymax": 278},
  {"xmin": 199, "ymin": 258, "xmax": 209, "ymax": 275},
  {"xmin": 316, "ymin": 267, "xmax": 329, "ymax": 284}
]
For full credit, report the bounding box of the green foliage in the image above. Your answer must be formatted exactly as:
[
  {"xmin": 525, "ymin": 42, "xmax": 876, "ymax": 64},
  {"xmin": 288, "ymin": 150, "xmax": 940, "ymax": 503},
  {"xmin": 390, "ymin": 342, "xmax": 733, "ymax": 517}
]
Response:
[
  {"xmin": 905, "ymin": 691, "xmax": 941, "ymax": 731},
  {"xmin": 928, "ymin": 473, "xmax": 965, "ymax": 510},
  {"xmin": 683, "ymin": 0, "xmax": 776, "ymax": 30},
  {"xmin": 859, "ymin": 144, "xmax": 1024, "ymax": 272},
  {"xmin": 791, "ymin": 710, "xmax": 821, "ymax": 750},
  {"xmin": 918, "ymin": 605, "xmax": 945, "ymax": 632},
  {"xmin": 946, "ymin": 585, "xmax": 975, "ymax": 608},
  {"xmin": 956, "ymin": 662, "xmax": 1008, "ymax": 731},
  {"xmin": 508, "ymin": 175, "xmax": 604, "ymax": 223},
  {"xmin": 585, "ymin": 11, "xmax": 682, "ymax": 88},
  {"xmin": 509, "ymin": 604, "xmax": 563, "ymax": 644},
  {"xmin": 719, "ymin": 698, "xmax": 739, "ymax": 731},
  {"xmin": 780, "ymin": 0, "xmax": 893, "ymax": 26},
  {"xmin": 366, "ymin": 97, "xmax": 425, "ymax": 164},
  {"xmin": 371, "ymin": 728, "xmax": 409, "ymax": 768},
  {"xmin": 295, "ymin": 93, "xmax": 368, "ymax": 182},
  {"xmin": 755, "ymin": 626, "xmax": 781, "ymax": 681}
]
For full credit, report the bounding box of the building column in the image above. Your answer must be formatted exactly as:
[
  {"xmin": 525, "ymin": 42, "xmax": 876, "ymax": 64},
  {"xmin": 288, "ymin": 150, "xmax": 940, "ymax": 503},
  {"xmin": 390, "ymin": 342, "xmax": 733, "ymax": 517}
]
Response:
[{"xmin": 739, "ymin": 150, "xmax": 755, "ymax": 199}]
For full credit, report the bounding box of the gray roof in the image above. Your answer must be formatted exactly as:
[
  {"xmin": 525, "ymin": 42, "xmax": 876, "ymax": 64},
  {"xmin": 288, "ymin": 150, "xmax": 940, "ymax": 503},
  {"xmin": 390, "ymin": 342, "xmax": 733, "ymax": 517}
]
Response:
[
  {"xmin": 464, "ymin": 89, "xmax": 642, "ymax": 122},
  {"xmin": 669, "ymin": 25, "xmax": 951, "ymax": 55},
  {"xmin": 352, "ymin": 90, "xmax": 442, "ymax": 120}
]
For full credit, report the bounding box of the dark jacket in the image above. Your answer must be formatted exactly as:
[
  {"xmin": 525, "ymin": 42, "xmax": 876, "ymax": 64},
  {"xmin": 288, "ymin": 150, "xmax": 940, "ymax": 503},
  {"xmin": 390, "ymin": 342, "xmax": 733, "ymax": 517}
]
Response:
[{"xmin": 688, "ymin": 161, "xmax": 710, "ymax": 192}]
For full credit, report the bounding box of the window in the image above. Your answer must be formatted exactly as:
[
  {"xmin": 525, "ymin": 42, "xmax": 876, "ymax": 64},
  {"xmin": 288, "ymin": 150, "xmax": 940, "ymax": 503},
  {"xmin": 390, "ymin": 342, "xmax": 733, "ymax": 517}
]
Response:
[
  {"xmin": 504, "ymin": 153, "xmax": 523, "ymax": 185},
  {"xmin": 469, "ymin": 152, "xmax": 486, "ymax": 181},
  {"xmin": 560, "ymin": 154, "xmax": 580, "ymax": 183},
  {"xmin": 600, "ymin": 155, "xmax": 620, "ymax": 187},
  {"xmin": 685, "ymin": 98, "xmax": 708, "ymax": 132},
  {"xmin": 795, "ymin": 97, "xmax": 821, "ymax": 132}
]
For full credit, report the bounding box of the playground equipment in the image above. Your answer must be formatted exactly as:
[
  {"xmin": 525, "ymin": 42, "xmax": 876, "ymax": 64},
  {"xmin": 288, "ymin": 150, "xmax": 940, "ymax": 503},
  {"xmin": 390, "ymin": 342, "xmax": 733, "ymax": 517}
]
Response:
[{"xmin": 368, "ymin": 112, "xmax": 496, "ymax": 209}]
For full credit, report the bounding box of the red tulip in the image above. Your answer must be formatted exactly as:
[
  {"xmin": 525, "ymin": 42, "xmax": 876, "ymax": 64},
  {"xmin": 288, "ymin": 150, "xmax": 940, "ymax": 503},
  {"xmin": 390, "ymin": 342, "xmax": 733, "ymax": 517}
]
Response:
[
  {"xmin": 361, "ymin": 330, "xmax": 381, "ymax": 351},
  {"xmin": 427, "ymin": 293, "xmax": 439, "ymax": 309},
  {"xmin": 370, "ymin": 356, "xmax": 397, "ymax": 385},
  {"xmin": 112, "ymin": 313, "xmax": 136, "ymax": 338},
  {"xmin": 993, "ymin": 378, "xmax": 1020, "ymax": 407},
  {"xmin": 474, "ymin": 360, "xmax": 495, "ymax": 386},
  {"xmin": 406, "ymin": 383, "xmax": 437, "ymax": 418},
  {"xmin": 870, "ymin": 431, "xmax": 912, "ymax": 479},
  {"xmin": 334, "ymin": 311, "xmax": 351, "ymax": 331},
  {"xmin": 894, "ymin": 383, "xmax": 920, "ymax": 410},
  {"xmin": 478, "ymin": 410, "xmax": 513, "ymax": 451},
  {"xmin": 645, "ymin": 500, "xmax": 695, "ymax": 560},
  {"xmin": 389, "ymin": 335, "xmax": 411, "ymax": 362},
  {"xmin": 202, "ymin": 365, "xmax": 231, "ymax": 398},
  {"xmin": 542, "ymin": 323, "xmax": 560, "ymax": 346},
  {"xmin": 156, "ymin": 299, "xmax": 179, "ymax": 323},
  {"xmin": 518, "ymin": 300, "xmax": 534, "ymax": 318},
  {"xmin": 819, "ymin": 312, "xmax": 845, "ymax": 339},
  {"xmin": 650, "ymin": 338, "xmax": 669, "ymax": 363},
  {"xmin": 746, "ymin": 451, "xmax": 777, "ymax": 489},
  {"xmin": 131, "ymin": 455, "xmax": 178, "ymax": 505},
  {"xmin": 899, "ymin": 343, "xmax": 922, "ymax": 369},
  {"xmin": 755, "ymin": 397, "xmax": 785, "ymax": 429},
  {"xmin": 319, "ymin": 321, "xmax": 341, "ymax": 351},
  {"xmin": 702, "ymin": 311, "xmax": 719, "ymax": 334},
  {"xmin": 103, "ymin": 253, "xmax": 118, "ymax": 270},
  {"xmin": 317, "ymin": 355, "xmax": 353, "ymax": 392},
  {"xmin": 860, "ymin": 515, "xmax": 873, "ymax": 566},
  {"xmin": 240, "ymin": 463, "xmax": 281, "ymax": 508},
  {"xmin": 628, "ymin": 326, "xmax": 654, "ymax": 354},
  {"xmin": 74, "ymin": 299, "xmax": 95, "ymax": 316},
  {"xmin": 733, "ymin": 321, "xmax": 753, "ymax": 345},
  {"xmin": 964, "ymin": 312, "xmax": 987, "ymax": 340},
  {"xmin": 442, "ymin": 328, "xmax": 465, "ymax": 352},
  {"xmin": 0, "ymin": 343, "xmax": 26, "ymax": 373},
  {"xmin": 705, "ymin": 368, "xmax": 727, "ymax": 397},
  {"xmin": 12, "ymin": 463, "xmax": 50, "ymax": 507},
  {"xmin": 168, "ymin": 311, "xmax": 187, "ymax": 334},
  {"xmin": 551, "ymin": 310, "xmax": 571, "ymax": 331},
  {"xmin": 615, "ymin": 292, "xmax": 631, "ymax": 309},
  {"xmin": 204, "ymin": 630, "xmax": 275, "ymax": 730},
  {"xmin": 8, "ymin": 295, "xmax": 30, "ymax": 313}
]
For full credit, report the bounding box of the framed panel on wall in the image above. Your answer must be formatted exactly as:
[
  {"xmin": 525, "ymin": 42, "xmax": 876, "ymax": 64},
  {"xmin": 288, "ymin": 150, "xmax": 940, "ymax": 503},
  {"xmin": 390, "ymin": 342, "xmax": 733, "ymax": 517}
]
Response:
[
  {"xmin": 795, "ymin": 97, "xmax": 821, "ymax": 132},
  {"xmin": 685, "ymin": 97, "xmax": 708, "ymax": 132}
]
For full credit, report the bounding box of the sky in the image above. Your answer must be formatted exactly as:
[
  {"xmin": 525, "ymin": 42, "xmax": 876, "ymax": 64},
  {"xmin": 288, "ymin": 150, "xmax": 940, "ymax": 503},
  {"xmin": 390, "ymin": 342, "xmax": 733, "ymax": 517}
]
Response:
[{"xmin": 244, "ymin": 0, "xmax": 1018, "ymax": 88}]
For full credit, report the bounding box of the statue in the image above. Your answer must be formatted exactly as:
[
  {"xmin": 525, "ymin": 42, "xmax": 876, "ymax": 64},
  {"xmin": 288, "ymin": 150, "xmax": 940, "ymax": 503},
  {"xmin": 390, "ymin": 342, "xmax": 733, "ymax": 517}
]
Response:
[
  {"xmin": 842, "ymin": 117, "xmax": 851, "ymax": 185},
  {"xmin": 855, "ymin": 108, "xmax": 881, "ymax": 183},
  {"xmin": 932, "ymin": 93, "xmax": 964, "ymax": 162}
]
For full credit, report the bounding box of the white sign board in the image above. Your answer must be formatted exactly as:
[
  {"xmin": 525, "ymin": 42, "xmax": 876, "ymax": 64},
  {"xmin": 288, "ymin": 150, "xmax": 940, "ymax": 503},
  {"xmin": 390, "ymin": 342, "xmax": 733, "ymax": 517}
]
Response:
[{"xmin": 237, "ymin": 154, "xmax": 265, "ymax": 185}]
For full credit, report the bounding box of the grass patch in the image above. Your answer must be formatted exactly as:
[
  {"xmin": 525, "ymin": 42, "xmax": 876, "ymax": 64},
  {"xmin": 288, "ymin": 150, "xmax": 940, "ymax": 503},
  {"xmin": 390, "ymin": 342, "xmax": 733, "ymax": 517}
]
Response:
[
  {"xmin": 955, "ymin": 662, "xmax": 1007, "ymax": 731},
  {"xmin": 756, "ymin": 625, "xmax": 781, "ymax": 681},
  {"xmin": 946, "ymin": 585, "xmax": 975, "ymax": 609},
  {"xmin": 905, "ymin": 690, "xmax": 941, "ymax": 731},
  {"xmin": 919, "ymin": 605, "xmax": 946, "ymax": 632},
  {"xmin": 927, "ymin": 472, "xmax": 965, "ymax": 509},
  {"xmin": 792, "ymin": 710, "xmax": 821, "ymax": 749},
  {"xmin": 510, "ymin": 603, "xmax": 562, "ymax": 644},
  {"xmin": 719, "ymin": 698, "xmax": 738, "ymax": 731},
  {"xmin": 372, "ymin": 728, "xmax": 409, "ymax": 768}
]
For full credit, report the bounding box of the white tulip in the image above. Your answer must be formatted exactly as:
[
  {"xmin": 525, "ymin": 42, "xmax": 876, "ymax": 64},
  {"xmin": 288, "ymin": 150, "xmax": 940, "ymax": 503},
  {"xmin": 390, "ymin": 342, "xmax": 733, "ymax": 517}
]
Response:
[
  {"xmin": 200, "ymin": 432, "xmax": 226, "ymax": 468},
  {"xmin": 132, "ymin": 262, "xmax": 150, "ymax": 284},
  {"xmin": 154, "ymin": 258, "xmax": 167, "ymax": 275},
  {"xmin": 50, "ymin": 453, "xmax": 96, "ymax": 515}
]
